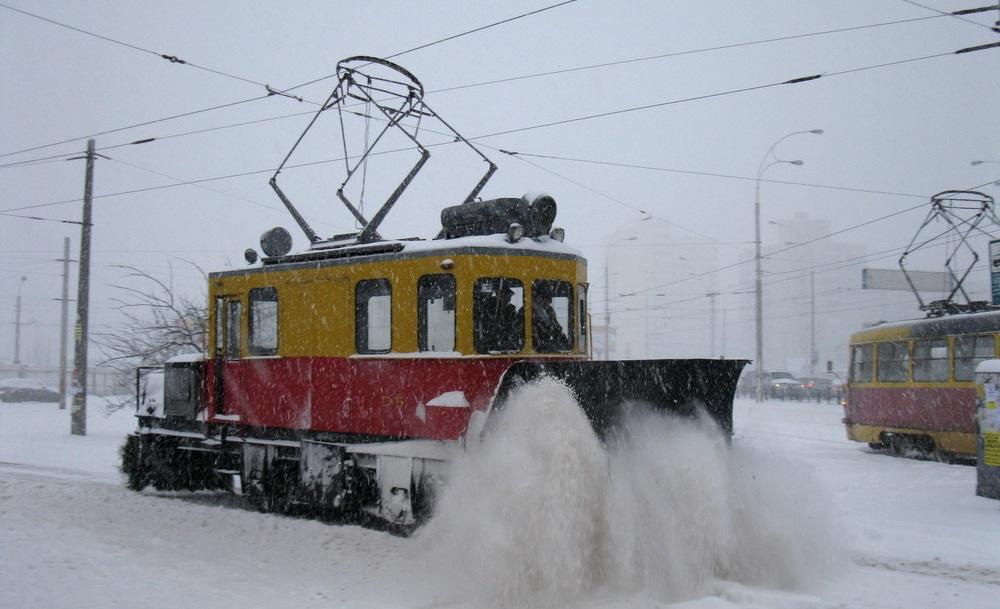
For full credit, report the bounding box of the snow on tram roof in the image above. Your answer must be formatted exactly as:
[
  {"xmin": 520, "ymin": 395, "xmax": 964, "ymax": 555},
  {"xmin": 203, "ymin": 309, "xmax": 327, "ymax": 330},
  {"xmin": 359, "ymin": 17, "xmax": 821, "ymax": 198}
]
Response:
[
  {"xmin": 397, "ymin": 232, "xmax": 582, "ymax": 257},
  {"xmin": 851, "ymin": 308, "xmax": 1000, "ymax": 340}
]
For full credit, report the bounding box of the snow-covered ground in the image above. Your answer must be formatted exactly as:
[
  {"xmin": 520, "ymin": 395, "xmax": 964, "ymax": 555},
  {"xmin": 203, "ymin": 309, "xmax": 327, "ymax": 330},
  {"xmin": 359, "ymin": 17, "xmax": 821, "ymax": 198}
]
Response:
[{"xmin": 1, "ymin": 391, "xmax": 997, "ymax": 609}]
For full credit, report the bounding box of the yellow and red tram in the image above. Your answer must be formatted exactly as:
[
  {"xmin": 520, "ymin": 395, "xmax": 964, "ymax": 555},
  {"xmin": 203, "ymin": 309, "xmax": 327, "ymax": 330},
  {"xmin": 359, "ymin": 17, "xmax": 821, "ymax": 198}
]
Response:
[{"xmin": 844, "ymin": 311, "xmax": 1000, "ymax": 459}]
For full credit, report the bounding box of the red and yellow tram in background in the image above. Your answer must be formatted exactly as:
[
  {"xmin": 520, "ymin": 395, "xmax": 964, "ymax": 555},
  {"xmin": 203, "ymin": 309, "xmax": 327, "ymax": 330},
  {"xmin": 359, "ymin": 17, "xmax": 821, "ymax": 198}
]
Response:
[{"xmin": 844, "ymin": 311, "xmax": 1000, "ymax": 459}]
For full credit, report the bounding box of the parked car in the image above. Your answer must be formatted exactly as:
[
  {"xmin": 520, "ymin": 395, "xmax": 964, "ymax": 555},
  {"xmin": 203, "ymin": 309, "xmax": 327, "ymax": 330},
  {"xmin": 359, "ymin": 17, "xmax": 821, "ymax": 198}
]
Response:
[
  {"xmin": 0, "ymin": 378, "xmax": 60, "ymax": 403},
  {"xmin": 769, "ymin": 377, "xmax": 803, "ymax": 400},
  {"xmin": 799, "ymin": 376, "xmax": 833, "ymax": 402}
]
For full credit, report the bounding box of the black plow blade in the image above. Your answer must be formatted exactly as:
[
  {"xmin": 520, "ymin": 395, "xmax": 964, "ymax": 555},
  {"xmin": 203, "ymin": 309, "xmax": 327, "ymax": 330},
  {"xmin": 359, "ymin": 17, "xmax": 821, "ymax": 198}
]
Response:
[{"xmin": 492, "ymin": 359, "xmax": 748, "ymax": 440}]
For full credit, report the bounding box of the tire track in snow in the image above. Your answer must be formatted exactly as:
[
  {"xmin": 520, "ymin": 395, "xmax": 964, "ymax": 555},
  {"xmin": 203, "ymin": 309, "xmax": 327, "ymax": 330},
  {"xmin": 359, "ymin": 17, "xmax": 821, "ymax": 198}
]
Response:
[{"xmin": 854, "ymin": 554, "xmax": 1000, "ymax": 586}]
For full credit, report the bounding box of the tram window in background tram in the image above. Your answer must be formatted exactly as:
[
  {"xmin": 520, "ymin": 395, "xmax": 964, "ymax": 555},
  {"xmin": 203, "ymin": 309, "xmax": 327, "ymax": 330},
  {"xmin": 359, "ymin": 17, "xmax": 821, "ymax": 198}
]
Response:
[
  {"xmin": 954, "ymin": 334, "xmax": 996, "ymax": 381},
  {"xmin": 532, "ymin": 280, "xmax": 573, "ymax": 353},
  {"xmin": 356, "ymin": 279, "xmax": 392, "ymax": 353},
  {"xmin": 578, "ymin": 284, "xmax": 588, "ymax": 354},
  {"xmin": 913, "ymin": 339, "xmax": 948, "ymax": 382},
  {"xmin": 418, "ymin": 274, "xmax": 456, "ymax": 352},
  {"xmin": 876, "ymin": 341, "xmax": 909, "ymax": 382},
  {"xmin": 226, "ymin": 300, "xmax": 241, "ymax": 360},
  {"xmin": 248, "ymin": 287, "xmax": 278, "ymax": 356},
  {"xmin": 850, "ymin": 344, "xmax": 873, "ymax": 383},
  {"xmin": 473, "ymin": 278, "xmax": 524, "ymax": 353}
]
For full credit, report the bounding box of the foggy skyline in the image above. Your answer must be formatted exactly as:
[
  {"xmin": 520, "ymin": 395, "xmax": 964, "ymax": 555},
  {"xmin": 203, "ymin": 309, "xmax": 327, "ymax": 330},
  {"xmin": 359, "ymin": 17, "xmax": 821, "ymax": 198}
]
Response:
[{"xmin": 1, "ymin": 0, "xmax": 997, "ymax": 368}]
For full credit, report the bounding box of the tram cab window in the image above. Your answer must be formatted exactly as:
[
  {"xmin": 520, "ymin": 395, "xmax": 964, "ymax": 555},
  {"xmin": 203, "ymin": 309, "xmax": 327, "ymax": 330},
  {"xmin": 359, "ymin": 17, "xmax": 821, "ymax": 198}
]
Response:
[
  {"xmin": 850, "ymin": 344, "xmax": 873, "ymax": 383},
  {"xmin": 356, "ymin": 279, "xmax": 392, "ymax": 353},
  {"xmin": 913, "ymin": 339, "xmax": 948, "ymax": 382},
  {"xmin": 226, "ymin": 300, "xmax": 242, "ymax": 360},
  {"xmin": 532, "ymin": 280, "xmax": 573, "ymax": 353},
  {"xmin": 954, "ymin": 334, "xmax": 995, "ymax": 381},
  {"xmin": 876, "ymin": 341, "xmax": 909, "ymax": 382},
  {"xmin": 418, "ymin": 274, "xmax": 456, "ymax": 352},
  {"xmin": 578, "ymin": 284, "xmax": 588, "ymax": 354},
  {"xmin": 473, "ymin": 278, "xmax": 524, "ymax": 353},
  {"xmin": 248, "ymin": 287, "xmax": 278, "ymax": 356}
]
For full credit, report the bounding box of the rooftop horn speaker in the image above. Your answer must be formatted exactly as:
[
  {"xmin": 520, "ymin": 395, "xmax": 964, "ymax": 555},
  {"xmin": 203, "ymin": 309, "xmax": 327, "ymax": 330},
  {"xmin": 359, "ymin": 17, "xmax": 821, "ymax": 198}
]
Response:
[{"xmin": 260, "ymin": 227, "xmax": 293, "ymax": 258}]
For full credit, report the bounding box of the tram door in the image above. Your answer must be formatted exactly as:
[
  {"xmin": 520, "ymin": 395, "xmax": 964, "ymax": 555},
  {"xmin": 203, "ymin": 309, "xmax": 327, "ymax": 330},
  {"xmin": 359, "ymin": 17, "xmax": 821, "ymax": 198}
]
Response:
[{"xmin": 214, "ymin": 296, "xmax": 242, "ymax": 415}]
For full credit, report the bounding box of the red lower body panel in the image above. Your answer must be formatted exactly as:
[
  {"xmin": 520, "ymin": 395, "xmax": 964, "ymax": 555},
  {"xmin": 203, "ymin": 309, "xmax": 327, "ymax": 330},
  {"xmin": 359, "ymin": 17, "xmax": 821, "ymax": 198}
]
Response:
[
  {"xmin": 844, "ymin": 386, "xmax": 975, "ymax": 433},
  {"xmin": 205, "ymin": 357, "xmax": 518, "ymax": 440}
]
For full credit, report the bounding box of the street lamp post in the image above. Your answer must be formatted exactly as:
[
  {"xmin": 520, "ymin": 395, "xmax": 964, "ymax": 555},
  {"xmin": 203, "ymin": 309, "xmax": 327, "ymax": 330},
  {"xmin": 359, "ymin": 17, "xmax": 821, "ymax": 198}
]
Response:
[
  {"xmin": 604, "ymin": 213, "xmax": 651, "ymax": 359},
  {"xmin": 754, "ymin": 129, "xmax": 822, "ymax": 402},
  {"xmin": 13, "ymin": 276, "xmax": 26, "ymax": 365}
]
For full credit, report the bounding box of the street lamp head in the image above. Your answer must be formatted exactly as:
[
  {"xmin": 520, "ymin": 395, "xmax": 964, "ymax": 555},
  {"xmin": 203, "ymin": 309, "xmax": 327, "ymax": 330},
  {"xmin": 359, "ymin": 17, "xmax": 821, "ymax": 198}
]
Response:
[
  {"xmin": 972, "ymin": 160, "xmax": 984, "ymax": 166},
  {"xmin": 809, "ymin": 129, "xmax": 824, "ymax": 135},
  {"xmin": 790, "ymin": 160, "xmax": 804, "ymax": 166}
]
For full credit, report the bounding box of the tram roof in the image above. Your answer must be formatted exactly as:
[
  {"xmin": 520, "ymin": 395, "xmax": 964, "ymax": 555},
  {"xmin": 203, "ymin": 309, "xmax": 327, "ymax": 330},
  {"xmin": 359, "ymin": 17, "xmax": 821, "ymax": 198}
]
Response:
[
  {"xmin": 850, "ymin": 309, "xmax": 1000, "ymax": 342},
  {"xmin": 210, "ymin": 233, "xmax": 585, "ymax": 279}
]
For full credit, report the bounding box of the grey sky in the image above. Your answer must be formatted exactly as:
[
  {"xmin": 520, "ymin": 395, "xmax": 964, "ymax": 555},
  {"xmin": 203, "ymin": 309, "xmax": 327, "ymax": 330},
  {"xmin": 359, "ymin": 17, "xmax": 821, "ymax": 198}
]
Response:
[{"xmin": 1, "ymin": 1, "xmax": 997, "ymax": 367}]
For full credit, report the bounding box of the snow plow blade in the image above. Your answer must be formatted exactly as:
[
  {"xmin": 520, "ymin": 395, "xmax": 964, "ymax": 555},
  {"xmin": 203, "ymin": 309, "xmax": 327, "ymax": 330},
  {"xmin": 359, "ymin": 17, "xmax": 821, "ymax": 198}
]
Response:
[{"xmin": 492, "ymin": 359, "xmax": 748, "ymax": 440}]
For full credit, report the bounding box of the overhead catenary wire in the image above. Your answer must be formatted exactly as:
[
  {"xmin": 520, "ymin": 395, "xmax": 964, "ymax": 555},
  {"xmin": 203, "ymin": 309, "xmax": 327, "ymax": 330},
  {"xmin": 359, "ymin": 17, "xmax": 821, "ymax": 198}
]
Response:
[
  {"xmin": 280, "ymin": 0, "xmax": 582, "ymax": 93},
  {"xmin": 0, "ymin": 94, "xmax": 272, "ymax": 160},
  {"xmin": 9, "ymin": 41, "xmax": 995, "ymax": 216},
  {"xmin": 0, "ymin": 2, "xmax": 271, "ymax": 89},
  {"xmin": 430, "ymin": 11, "xmax": 959, "ymax": 94},
  {"xmin": 0, "ymin": 1, "xmax": 580, "ymax": 161},
  {"xmin": 898, "ymin": 0, "xmax": 1000, "ymax": 32},
  {"xmin": 2, "ymin": 6, "xmax": 982, "ymax": 164}
]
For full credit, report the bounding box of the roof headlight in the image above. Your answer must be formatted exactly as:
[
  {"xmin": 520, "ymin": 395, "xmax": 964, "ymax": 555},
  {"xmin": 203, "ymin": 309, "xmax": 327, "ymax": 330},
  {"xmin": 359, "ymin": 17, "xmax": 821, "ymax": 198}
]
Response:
[{"xmin": 506, "ymin": 223, "xmax": 524, "ymax": 243}]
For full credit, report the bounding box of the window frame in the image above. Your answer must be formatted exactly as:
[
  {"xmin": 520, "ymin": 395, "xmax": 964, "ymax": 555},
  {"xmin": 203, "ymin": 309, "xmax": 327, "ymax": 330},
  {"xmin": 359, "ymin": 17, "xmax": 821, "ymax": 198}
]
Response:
[
  {"xmin": 355, "ymin": 278, "xmax": 392, "ymax": 354},
  {"xmin": 531, "ymin": 279, "xmax": 574, "ymax": 354},
  {"xmin": 473, "ymin": 277, "xmax": 524, "ymax": 354},
  {"xmin": 417, "ymin": 274, "xmax": 456, "ymax": 352},
  {"xmin": 876, "ymin": 340, "xmax": 910, "ymax": 383},
  {"xmin": 912, "ymin": 338, "xmax": 948, "ymax": 382},
  {"xmin": 954, "ymin": 333, "xmax": 996, "ymax": 382},
  {"xmin": 248, "ymin": 287, "xmax": 279, "ymax": 357},
  {"xmin": 850, "ymin": 343, "xmax": 874, "ymax": 383},
  {"xmin": 226, "ymin": 299, "xmax": 242, "ymax": 360}
]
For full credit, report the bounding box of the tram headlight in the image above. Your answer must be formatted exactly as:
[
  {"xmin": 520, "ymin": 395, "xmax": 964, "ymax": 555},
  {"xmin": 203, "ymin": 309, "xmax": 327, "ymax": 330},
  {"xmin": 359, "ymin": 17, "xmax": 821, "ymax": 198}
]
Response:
[
  {"xmin": 549, "ymin": 227, "xmax": 565, "ymax": 242},
  {"xmin": 506, "ymin": 222, "xmax": 525, "ymax": 243}
]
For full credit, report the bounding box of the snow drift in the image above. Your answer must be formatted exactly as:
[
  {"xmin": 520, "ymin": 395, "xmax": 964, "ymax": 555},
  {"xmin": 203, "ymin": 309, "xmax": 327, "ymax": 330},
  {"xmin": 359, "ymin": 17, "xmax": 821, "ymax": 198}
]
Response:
[{"xmin": 412, "ymin": 377, "xmax": 843, "ymax": 607}]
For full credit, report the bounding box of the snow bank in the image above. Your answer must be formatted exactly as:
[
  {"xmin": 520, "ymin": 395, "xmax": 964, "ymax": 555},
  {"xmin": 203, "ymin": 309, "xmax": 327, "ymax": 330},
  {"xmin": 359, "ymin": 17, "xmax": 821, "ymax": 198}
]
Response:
[{"xmin": 412, "ymin": 379, "xmax": 843, "ymax": 607}]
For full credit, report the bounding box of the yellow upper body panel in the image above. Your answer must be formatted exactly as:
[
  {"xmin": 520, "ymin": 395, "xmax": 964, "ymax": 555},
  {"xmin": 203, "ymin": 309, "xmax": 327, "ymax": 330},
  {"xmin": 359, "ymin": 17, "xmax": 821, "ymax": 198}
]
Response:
[{"xmin": 208, "ymin": 237, "xmax": 588, "ymax": 358}]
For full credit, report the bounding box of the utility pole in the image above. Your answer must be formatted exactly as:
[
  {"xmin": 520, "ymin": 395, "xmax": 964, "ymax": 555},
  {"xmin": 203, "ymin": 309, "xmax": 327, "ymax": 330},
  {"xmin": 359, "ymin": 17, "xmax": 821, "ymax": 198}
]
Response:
[
  {"xmin": 56, "ymin": 238, "xmax": 73, "ymax": 410},
  {"xmin": 71, "ymin": 139, "xmax": 95, "ymax": 436},
  {"xmin": 809, "ymin": 270, "xmax": 816, "ymax": 376},
  {"xmin": 13, "ymin": 276, "xmax": 26, "ymax": 365}
]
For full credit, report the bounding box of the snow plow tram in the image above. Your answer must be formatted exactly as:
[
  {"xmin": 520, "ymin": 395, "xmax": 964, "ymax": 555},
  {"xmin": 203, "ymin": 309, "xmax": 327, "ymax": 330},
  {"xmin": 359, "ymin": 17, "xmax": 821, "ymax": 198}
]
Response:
[{"xmin": 121, "ymin": 56, "xmax": 746, "ymax": 526}]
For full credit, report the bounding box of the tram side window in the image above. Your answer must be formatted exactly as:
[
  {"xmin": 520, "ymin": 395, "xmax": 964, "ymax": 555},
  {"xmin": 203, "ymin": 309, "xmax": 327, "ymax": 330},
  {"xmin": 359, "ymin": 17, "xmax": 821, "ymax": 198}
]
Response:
[
  {"xmin": 473, "ymin": 278, "xmax": 524, "ymax": 354},
  {"xmin": 226, "ymin": 300, "xmax": 242, "ymax": 360},
  {"xmin": 356, "ymin": 279, "xmax": 392, "ymax": 353},
  {"xmin": 578, "ymin": 284, "xmax": 588, "ymax": 354},
  {"xmin": 876, "ymin": 341, "xmax": 909, "ymax": 382},
  {"xmin": 418, "ymin": 274, "xmax": 456, "ymax": 352},
  {"xmin": 954, "ymin": 334, "xmax": 995, "ymax": 381},
  {"xmin": 850, "ymin": 344, "xmax": 873, "ymax": 383},
  {"xmin": 532, "ymin": 279, "xmax": 573, "ymax": 353},
  {"xmin": 913, "ymin": 339, "xmax": 948, "ymax": 381},
  {"xmin": 248, "ymin": 287, "xmax": 278, "ymax": 356}
]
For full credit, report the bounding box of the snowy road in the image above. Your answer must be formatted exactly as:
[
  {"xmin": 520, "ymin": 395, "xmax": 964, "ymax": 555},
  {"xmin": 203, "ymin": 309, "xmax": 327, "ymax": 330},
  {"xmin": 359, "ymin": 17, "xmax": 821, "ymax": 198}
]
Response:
[{"xmin": 2, "ymin": 396, "xmax": 998, "ymax": 608}]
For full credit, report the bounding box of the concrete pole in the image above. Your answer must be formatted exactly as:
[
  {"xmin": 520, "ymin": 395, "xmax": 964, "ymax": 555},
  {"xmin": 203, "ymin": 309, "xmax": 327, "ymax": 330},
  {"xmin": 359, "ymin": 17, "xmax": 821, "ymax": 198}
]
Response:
[
  {"xmin": 13, "ymin": 276, "xmax": 26, "ymax": 364},
  {"xmin": 71, "ymin": 140, "xmax": 94, "ymax": 436},
  {"xmin": 810, "ymin": 270, "xmax": 816, "ymax": 376},
  {"xmin": 57, "ymin": 238, "xmax": 72, "ymax": 410}
]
